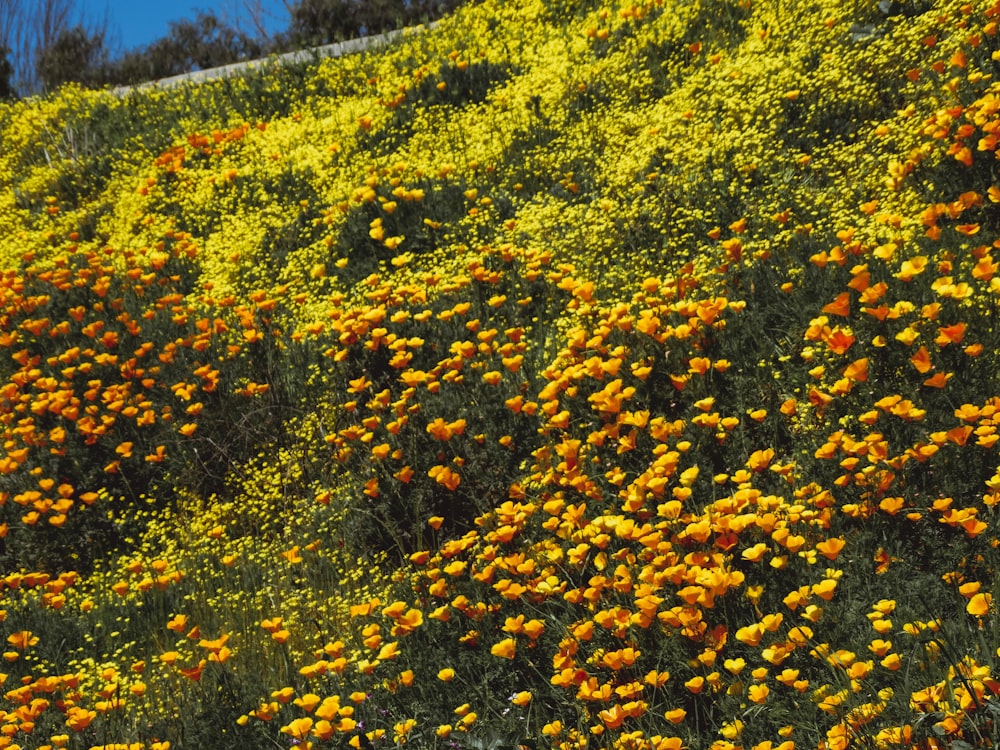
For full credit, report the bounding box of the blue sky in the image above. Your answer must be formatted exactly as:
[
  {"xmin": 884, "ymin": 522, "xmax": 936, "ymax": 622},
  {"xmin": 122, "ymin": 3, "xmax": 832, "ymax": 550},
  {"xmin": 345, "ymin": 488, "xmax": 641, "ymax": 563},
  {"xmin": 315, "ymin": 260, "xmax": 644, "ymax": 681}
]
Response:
[{"xmin": 82, "ymin": 0, "xmax": 291, "ymax": 53}]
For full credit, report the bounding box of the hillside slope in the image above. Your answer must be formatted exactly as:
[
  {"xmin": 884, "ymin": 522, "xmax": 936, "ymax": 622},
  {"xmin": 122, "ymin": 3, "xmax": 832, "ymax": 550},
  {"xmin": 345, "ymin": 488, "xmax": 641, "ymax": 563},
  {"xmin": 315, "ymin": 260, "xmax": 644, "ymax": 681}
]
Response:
[{"xmin": 2, "ymin": 0, "xmax": 1000, "ymax": 748}]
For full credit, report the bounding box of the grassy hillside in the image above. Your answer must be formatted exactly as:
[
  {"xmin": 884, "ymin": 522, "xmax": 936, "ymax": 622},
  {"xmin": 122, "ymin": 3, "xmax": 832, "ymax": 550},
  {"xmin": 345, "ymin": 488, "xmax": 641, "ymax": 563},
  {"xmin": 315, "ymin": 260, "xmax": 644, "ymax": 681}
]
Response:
[{"xmin": 2, "ymin": 0, "xmax": 1000, "ymax": 747}]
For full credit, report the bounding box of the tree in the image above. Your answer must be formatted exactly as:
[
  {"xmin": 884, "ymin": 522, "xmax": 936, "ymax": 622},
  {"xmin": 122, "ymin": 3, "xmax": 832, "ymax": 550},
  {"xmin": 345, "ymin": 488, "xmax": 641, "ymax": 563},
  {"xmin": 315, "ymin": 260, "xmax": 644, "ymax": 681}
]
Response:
[
  {"xmin": 36, "ymin": 25, "xmax": 107, "ymax": 90},
  {"xmin": 280, "ymin": 0, "xmax": 465, "ymax": 49},
  {"xmin": 219, "ymin": 0, "xmax": 280, "ymax": 41},
  {"xmin": 168, "ymin": 11, "xmax": 265, "ymax": 71},
  {"xmin": 0, "ymin": 45, "xmax": 15, "ymax": 99},
  {"xmin": 101, "ymin": 11, "xmax": 264, "ymax": 86},
  {"xmin": 0, "ymin": 0, "xmax": 77, "ymax": 93}
]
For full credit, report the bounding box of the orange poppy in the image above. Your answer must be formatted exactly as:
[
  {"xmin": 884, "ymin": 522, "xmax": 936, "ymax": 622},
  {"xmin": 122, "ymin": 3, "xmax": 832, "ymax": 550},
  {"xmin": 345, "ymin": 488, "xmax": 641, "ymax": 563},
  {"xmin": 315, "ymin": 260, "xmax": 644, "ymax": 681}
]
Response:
[{"xmin": 490, "ymin": 638, "xmax": 516, "ymax": 659}]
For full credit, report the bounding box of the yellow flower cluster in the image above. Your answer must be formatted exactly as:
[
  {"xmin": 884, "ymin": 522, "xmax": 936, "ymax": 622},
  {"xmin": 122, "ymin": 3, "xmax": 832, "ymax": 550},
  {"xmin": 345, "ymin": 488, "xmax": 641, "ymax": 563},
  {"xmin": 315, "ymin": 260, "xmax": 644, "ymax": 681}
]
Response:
[{"xmin": 0, "ymin": 0, "xmax": 1000, "ymax": 747}]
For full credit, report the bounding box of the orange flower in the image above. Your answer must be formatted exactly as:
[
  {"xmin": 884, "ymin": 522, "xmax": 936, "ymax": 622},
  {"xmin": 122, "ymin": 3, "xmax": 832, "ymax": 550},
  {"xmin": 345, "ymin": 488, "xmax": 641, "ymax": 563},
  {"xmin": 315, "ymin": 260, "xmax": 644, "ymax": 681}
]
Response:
[
  {"xmin": 812, "ymin": 579, "xmax": 838, "ymax": 601},
  {"xmin": 426, "ymin": 417, "xmax": 458, "ymax": 441},
  {"xmin": 684, "ymin": 676, "xmax": 705, "ymax": 693},
  {"xmin": 522, "ymin": 619, "xmax": 545, "ymax": 639},
  {"xmin": 65, "ymin": 706, "xmax": 96, "ymax": 730},
  {"xmin": 144, "ymin": 445, "xmax": 167, "ymax": 462},
  {"xmin": 598, "ymin": 704, "xmax": 625, "ymax": 729},
  {"xmin": 198, "ymin": 633, "xmax": 229, "ymax": 653},
  {"xmin": 746, "ymin": 448, "xmax": 775, "ymax": 472},
  {"xmin": 816, "ymin": 537, "xmax": 846, "ymax": 560},
  {"xmin": 180, "ymin": 660, "xmax": 206, "ymax": 681},
  {"xmin": 6, "ymin": 630, "xmax": 38, "ymax": 650},
  {"xmin": 490, "ymin": 638, "xmax": 517, "ymax": 659},
  {"xmin": 821, "ymin": 292, "xmax": 851, "ymax": 317},
  {"xmin": 735, "ymin": 624, "xmax": 763, "ymax": 646},
  {"xmin": 874, "ymin": 548, "xmax": 897, "ymax": 574},
  {"xmin": 377, "ymin": 641, "xmax": 400, "ymax": 661},
  {"xmin": 824, "ymin": 328, "xmax": 856, "ymax": 355},
  {"xmin": 664, "ymin": 707, "xmax": 686, "ymax": 724},
  {"xmin": 843, "ymin": 358, "xmax": 868, "ymax": 382},
  {"xmin": 602, "ymin": 647, "xmax": 640, "ymax": 670},
  {"xmin": 159, "ymin": 651, "xmax": 180, "ymax": 665},
  {"xmin": 511, "ymin": 691, "xmax": 532, "ymax": 707},
  {"xmin": 909, "ymin": 346, "xmax": 932, "ymax": 374},
  {"xmin": 923, "ymin": 372, "xmax": 952, "ymax": 388},
  {"xmin": 688, "ymin": 357, "xmax": 711, "ymax": 375},
  {"xmin": 394, "ymin": 608, "xmax": 424, "ymax": 634},
  {"xmin": 967, "ymin": 593, "xmax": 991, "ymax": 617},
  {"xmin": 428, "ymin": 465, "xmax": 461, "ymax": 491},
  {"xmin": 896, "ymin": 256, "xmax": 928, "ymax": 281},
  {"xmin": 955, "ymin": 403, "xmax": 981, "ymax": 422},
  {"xmin": 281, "ymin": 717, "xmax": 313, "ymax": 740},
  {"xmin": 166, "ymin": 614, "xmax": 188, "ymax": 633},
  {"xmin": 881, "ymin": 653, "xmax": 902, "ymax": 671},
  {"xmin": 935, "ymin": 322, "xmax": 966, "ymax": 345}
]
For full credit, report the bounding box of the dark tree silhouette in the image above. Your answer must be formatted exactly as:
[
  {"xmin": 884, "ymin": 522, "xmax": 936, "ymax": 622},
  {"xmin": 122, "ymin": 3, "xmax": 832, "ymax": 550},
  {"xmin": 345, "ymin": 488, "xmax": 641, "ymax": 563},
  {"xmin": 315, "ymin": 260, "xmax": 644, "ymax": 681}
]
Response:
[
  {"xmin": 0, "ymin": 45, "xmax": 15, "ymax": 99},
  {"xmin": 36, "ymin": 24, "xmax": 107, "ymax": 90},
  {"xmin": 0, "ymin": 0, "xmax": 78, "ymax": 93},
  {"xmin": 101, "ymin": 11, "xmax": 264, "ymax": 86},
  {"xmin": 279, "ymin": 0, "xmax": 465, "ymax": 48}
]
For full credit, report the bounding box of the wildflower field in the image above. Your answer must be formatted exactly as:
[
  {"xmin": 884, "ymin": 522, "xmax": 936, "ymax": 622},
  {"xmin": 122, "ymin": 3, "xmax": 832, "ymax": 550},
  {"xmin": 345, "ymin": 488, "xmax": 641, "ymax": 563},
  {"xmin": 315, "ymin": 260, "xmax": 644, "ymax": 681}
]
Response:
[{"xmin": 4, "ymin": 0, "xmax": 1000, "ymax": 747}]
